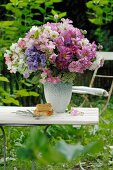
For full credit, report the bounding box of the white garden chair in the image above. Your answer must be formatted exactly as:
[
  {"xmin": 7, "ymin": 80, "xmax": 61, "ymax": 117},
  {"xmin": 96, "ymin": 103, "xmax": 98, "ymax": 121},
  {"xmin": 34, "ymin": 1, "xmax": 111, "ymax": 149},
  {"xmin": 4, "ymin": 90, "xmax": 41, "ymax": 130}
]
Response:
[{"xmin": 72, "ymin": 52, "xmax": 113, "ymax": 114}]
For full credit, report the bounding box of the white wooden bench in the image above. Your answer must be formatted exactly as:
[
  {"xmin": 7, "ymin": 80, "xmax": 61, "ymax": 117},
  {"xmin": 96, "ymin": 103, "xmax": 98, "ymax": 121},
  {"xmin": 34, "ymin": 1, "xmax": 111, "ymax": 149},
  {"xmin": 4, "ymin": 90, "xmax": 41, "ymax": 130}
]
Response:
[
  {"xmin": 0, "ymin": 106, "xmax": 99, "ymax": 170},
  {"xmin": 0, "ymin": 106, "xmax": 99, "ymax": 125}
]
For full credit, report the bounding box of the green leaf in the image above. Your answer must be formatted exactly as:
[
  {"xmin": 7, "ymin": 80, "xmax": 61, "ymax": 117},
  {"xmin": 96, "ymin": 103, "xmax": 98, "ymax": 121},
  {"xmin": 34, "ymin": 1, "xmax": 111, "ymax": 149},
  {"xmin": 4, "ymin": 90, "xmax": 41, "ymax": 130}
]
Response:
[
  {"xmin": 51, "ymin": 9, "xmax": 57, "ymax": 15},
  {"xmin": 16, "ymin": 89, "xmax": 39, "ymax": 97},
  {"xmin": 29, "ymin": 92, "xmax": 39, "ymax": 97},
  {"xmin": 10, "ymin": 0, "xmax": 18, "ymax": 3},
  {"xmin": 83, "ymin": 141, "xmax": 103, "ymax": 155},
  {"xmin": 20, "ymin": 80, "xmax": 33, "ymax": 87},
  {"xmin": 58, "ymin": 12, "xmax": 67, "ymax": 18},
  {"xmin": 0, "ymin": 87, "xmax": 9, "ymax": 97},
  {"xmin": 31, "ymin": 75, "xmax": 41, "ymax": 84},
  {"xmin": 34, "ymin": 30, "xmax": 40, "ymax": 38},
  {"xmin": 35, "ymin": 0, "xmax": 45, "ymax": 4},
  {"xmin": 17, "ymin": 148, "xmax": 35, "ymax": 160},
  {"xmin": 0, "ymin": 76, "xmax": 9, "ymax": 82},
  {"xmin": 86, "ymin": 1, "xmax": 94, "ymax": 8},
  {"xmin": 45, "ymin": 1, "xmax": 53, "ymax": 6},
  {"xmin": 55, "ymin": 141, "xmax": 84, "ymax": 161},
  {"xmin": 0, "ymin": 21, "xmax": 15, "ymax": 28},
  {"xmin": 2, "ymin": 97, "xmax": 20, "ymax": 105},
  {"xmin": 61, "ymin": 72, "xmax": 76, "ymax": 84},
  {"xmin": 36, "ymin": 6, "xmax": 45, "ymax": 14},
  {"xmin": 52, "ymin": 0, "xmax": 62, "ymax": 2},
  {"xmin": 88, "ymin": 18, "xmax": 103, "ymax": 25}
]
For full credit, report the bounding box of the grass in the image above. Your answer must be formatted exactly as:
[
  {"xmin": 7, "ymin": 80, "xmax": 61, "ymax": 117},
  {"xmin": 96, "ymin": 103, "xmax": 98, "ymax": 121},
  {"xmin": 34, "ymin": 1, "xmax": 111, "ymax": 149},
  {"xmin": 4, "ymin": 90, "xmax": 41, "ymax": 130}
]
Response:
[{"xmin": 0, "ymin": 97, "xmax": 113, "ymax": 170}]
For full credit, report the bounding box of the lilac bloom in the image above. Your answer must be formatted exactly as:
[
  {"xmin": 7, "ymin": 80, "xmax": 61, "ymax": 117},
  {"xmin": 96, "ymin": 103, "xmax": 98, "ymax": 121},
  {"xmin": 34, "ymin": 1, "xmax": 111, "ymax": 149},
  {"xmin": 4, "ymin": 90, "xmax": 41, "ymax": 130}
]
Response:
[{"xmin": 25, "ymin": 46, "xmax": 46, "ymax": 70}]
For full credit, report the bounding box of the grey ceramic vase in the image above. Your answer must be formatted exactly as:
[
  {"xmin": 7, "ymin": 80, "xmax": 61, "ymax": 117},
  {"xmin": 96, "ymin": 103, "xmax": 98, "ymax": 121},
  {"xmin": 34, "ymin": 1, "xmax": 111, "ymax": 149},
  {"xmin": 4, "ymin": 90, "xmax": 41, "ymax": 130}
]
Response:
[{"xmin": 44, "ymin": 82, "xmax": 72, "ymax": 113}]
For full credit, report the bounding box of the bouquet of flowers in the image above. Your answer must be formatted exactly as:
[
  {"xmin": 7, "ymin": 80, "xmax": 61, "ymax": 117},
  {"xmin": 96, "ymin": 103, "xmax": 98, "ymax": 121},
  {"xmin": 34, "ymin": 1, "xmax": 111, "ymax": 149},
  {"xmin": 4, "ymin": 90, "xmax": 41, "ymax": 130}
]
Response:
[{"xmin": 4, "ymin": 18, "xmax": 102, "ymax": 84}]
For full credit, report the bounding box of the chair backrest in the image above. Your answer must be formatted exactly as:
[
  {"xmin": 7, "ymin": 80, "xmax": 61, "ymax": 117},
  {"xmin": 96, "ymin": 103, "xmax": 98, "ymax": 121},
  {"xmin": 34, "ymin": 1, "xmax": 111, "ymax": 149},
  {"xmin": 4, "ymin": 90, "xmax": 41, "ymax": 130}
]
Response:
[
  {"xmin": 96, "ymin": 51, "xmax": 113, "ymax": 61},
  {"xmin": 89, "ymin": 52, "xmax": 113, "ymax": 113},
  {"xmin": 90, "ymin": 52, "xmax": 113, "ymax": 88}
]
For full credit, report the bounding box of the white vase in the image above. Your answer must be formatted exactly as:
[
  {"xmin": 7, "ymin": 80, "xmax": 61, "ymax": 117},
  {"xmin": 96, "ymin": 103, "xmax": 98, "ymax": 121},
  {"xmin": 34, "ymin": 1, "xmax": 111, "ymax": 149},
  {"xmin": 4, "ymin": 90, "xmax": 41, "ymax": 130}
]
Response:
[{"xmin": 44, "ymin": 82, "xmax": 72, "ymax": 113}]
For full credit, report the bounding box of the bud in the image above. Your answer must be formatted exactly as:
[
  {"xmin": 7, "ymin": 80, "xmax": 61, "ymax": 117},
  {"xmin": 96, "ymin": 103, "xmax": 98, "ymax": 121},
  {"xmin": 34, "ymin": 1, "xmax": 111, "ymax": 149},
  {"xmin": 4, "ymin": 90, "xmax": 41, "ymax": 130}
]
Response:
[
  {"xmin": 54, "ymin": 14, "xmax": 59, "ymax": 20},
  {"xmin": 98, "ymin": 44, "xmax": 103, "ymax": 50}
]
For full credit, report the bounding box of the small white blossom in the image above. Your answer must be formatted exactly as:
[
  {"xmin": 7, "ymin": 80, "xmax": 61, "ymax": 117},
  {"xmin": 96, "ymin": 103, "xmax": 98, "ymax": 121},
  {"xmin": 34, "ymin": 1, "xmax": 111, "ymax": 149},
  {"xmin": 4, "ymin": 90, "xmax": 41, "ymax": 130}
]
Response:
[
  {"xmin": 54, "ymin": 14, "xmax": 59, "ymax": 20},
  {"xmin": 7, "ymin": 63, "xmax": 12, "ymax": 70},
  {"xmin": 11, "ymin": 66, "xmax": 17, "ymax": 73},
  {"xmin": 89, "ymin": 56, "xmax": 104, "ymax": 70},
  {"xmin": 6, "ymin": 50, "xmax": 12, "ymax": 55},
  {"xmin": 30, "ymin": 26, "xmax": 39, "ymax": 32},
  {"xmin": 81, "ymin": 38, "xmax": 89, "ymax": 46},
  {"xmin": 10, "ymin": 43, "xmax": 21, "ymax": 53}
]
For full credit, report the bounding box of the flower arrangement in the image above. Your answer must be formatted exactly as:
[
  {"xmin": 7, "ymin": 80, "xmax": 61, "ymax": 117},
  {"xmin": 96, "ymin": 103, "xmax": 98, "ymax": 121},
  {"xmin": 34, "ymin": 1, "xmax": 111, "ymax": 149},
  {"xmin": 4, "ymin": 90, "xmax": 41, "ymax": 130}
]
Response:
[{"xmin": 4, "ymin": 18, "xmax": 102, "ymax": 84}]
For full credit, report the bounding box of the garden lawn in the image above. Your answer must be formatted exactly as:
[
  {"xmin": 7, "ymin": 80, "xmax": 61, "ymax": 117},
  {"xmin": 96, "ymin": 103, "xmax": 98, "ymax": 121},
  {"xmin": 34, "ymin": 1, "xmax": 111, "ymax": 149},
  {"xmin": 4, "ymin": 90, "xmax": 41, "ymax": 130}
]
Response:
[{"xmin": 0, "ymin": 98, "xmax": 113, "ymax": 170}]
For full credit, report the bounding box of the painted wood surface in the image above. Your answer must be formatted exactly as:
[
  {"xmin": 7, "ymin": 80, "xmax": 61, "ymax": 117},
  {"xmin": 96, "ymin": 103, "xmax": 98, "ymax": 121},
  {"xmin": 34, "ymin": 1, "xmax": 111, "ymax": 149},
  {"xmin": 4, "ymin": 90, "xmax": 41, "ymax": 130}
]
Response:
[{"xmin": 0, "ymin": 106, "xmax": 99, "ymax": 126}]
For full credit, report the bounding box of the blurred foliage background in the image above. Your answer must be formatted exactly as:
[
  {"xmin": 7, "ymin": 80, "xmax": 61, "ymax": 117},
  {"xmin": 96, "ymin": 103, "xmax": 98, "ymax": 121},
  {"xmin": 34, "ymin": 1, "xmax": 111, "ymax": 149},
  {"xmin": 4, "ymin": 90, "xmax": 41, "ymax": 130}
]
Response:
[
  {"xmin": 0, "ymin": 0, "xmax": 113, "ymax": 106},
  {"xmin": 0, "ymin": 1, "xmax": 113, "ymax": 170}
]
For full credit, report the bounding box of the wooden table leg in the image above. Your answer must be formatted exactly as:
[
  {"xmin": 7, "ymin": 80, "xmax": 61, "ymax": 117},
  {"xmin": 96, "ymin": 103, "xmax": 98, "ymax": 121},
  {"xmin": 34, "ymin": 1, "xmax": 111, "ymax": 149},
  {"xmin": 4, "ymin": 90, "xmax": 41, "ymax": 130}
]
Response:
[{"xmin": 31, "ymin": 160, "xmax": 35, "ymax": 170}]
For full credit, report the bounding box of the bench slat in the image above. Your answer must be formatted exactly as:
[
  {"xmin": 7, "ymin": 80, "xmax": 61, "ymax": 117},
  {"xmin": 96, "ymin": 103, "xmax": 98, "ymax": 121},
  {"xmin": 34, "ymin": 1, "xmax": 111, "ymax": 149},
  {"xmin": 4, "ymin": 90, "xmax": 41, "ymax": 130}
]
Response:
[{"xmin": 0, "ymin": 106, "xmax": 99, "ymax": 126}]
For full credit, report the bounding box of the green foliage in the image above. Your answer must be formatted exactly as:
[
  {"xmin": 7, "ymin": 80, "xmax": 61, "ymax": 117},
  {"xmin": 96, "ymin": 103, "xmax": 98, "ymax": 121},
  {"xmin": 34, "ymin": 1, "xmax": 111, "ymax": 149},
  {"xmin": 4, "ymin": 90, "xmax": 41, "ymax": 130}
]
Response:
[
  {"xmin": 15, "ymin": 89, "xmax": 39, "ymax": 97},
  {"xmin": 60, "ymin": 72, "xmax": 76, "ymax": 84},
  {"xmin": 16, "ymin": 127, "xmax": 102, "ymax": 164},
  {"xmin": 0, "ymin": 76, "xmax": 9, "ymax": 82},
  {"xmin": 86, "ymin": 0, "xmax": 113, "ymax": 51},
  {"xmin": 86, "ymin": 0, "xmax": 113, "ymax": 25},
  {"xmin": 1, "ymin": 99, "xmax": 113, "ymax": 169},
  {"xmin": 94, "ymin": 28, "xmax": 113, "ymax": 51},
  {"xmin": 2, "ymin": 97, "xmax": 20, "ymax": 105},
  {"xmin": 0, "ymin": 77, "xmax": 40, "ymax": 105}
]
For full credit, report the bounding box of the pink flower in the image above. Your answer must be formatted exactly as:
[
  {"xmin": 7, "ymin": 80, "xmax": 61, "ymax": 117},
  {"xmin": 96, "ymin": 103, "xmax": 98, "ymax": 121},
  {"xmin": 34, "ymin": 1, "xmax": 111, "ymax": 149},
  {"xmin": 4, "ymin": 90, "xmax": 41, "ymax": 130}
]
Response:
[
  {"xmin": 49, "ymin": 53, "xmax": 57, "ymax": 63},
  {"xmin": 68, "ymin": 57, "xmax": 92, "ymax": 73},
  {"xmin": 4, "ymin": 54, "xmax": 11, "ymax": 64},
  {"xmin": 71, "ymin": 108, "xmax": 80, "ymax": 116},
  {"xmin": 4, "ymin": 18, "xmax": 99, "ymax": 84},
  {"xmin": 18, "ymin": 40, "xmax": 26, "ymax": 48},
  {"xmin": 59, "ymin": 46, "xmax": 72, "ymax": 60},
  {"xmin": 46, "ymin": 76, "xmax": 61, "ymax": 84},
  {"xmin": 44, "ymin": 22, "xmax": 59, "ymax": 32},
  {"xmin": 61, "ymin": 18, "xmax": 73, "ymax": 24},
  {"xmin": 42, "ymin": 68, "xmax": 52, "ymax": 77},
  {"xmin": 54, "ymin": 37, "xmax": 64, "ymax": 48}
]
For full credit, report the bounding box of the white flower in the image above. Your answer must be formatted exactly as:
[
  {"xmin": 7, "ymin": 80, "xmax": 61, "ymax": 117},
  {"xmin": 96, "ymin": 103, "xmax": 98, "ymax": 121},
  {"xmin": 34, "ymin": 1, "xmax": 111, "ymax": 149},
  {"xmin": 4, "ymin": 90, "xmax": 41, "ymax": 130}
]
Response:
[
  {"xmin": 81, "ymin": 38, "xmax": 89, "ymax": 46},
  {"xmin": 89, "ymin": 56, "xmax": 104, "ymax": 70},
  {"xmin": 11, "ymin": 66, "xmax": 17, "ymax": 73},
  {"xmin": 7, "ymin": 63, "xmax": 12, "ymax": 70},
  {"xmin": 50, "ymin": 30, "xmax": 59, "ymax": 38},
  {"xmin": 44, "ymin": 26, "xmax": 52, "ymax": 32},
  {"xmin": 19, "ymin": 52, "xmax": 26, "ymax": 59},
  {"xmin": 30, "ymin": 26, "xmax": 39, "ymax": 32},
  {"xmin": 6, "ymin": 50, "xmax": 12, "ymax": 55},
  {"xmin": 12, "ymin": 53, "xmax": 18, "ymax": 60},
  {"xmin": 10, "ymin": 43, "xmax": 21, "ymax": 53},
  {"xmin": 54, "ymin": 14, "xmax": 59, "ymax": 20},
  {"xmin": 41, "ymin": 72, "xmax": 47, "ymax": 78},
  {"xmin": 18, "ymin": 38, "xmax": 22, "ymax": 41},
  {"xmin": 10, "ymin": 43, "xmax": 17, "ymax": 51},
  {"xmin": 19, "ymin": 58, "xmax": 24, "ymax": 65}
]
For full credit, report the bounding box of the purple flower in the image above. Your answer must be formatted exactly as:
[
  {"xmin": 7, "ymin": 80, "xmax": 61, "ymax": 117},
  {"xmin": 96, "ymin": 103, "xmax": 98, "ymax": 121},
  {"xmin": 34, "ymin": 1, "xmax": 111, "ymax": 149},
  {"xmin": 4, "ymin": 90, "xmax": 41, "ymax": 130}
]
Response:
[
  {"xmin": 56, "ymin": 46, "xmax": 73, "ymax": 70},
  {"xmin": 59, "ymin": 46, "xmax": 73, "ymax": 60},
  {"xmin": 25, "ymin": 46, "xmax": 46, "ymax": 70},
  {"xmin": 56, "ymin": 57, "xmax": 69, "ymax": 70},
  {"xmin": 68, "ymin": 57, "xmax": 92, "ymax": 73},
  {"xmin": 24, "ymin": 73, "xmax": 29, "ymax": 78}
]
